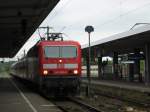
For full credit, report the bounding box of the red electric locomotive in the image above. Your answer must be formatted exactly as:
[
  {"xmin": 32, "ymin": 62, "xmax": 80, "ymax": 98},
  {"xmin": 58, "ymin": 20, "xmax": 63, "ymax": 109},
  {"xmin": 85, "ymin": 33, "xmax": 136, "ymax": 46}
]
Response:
[{"xmin": 11, "ymin": 33, "xmax": 81, "ymax": 95}]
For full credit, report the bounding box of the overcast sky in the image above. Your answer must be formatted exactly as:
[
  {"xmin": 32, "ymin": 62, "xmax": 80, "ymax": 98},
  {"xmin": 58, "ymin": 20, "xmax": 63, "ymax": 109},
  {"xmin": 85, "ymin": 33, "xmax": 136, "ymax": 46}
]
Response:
[{"xmin": 15, "ymin": 0, "xmax": 150, "ymax": 58}]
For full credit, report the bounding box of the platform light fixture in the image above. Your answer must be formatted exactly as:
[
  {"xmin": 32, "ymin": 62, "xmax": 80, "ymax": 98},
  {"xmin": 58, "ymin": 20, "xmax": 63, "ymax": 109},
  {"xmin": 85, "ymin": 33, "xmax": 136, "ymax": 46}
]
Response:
[{"xmin": 85, "ymin": 25, "xmax": 94, "ymax": 97}]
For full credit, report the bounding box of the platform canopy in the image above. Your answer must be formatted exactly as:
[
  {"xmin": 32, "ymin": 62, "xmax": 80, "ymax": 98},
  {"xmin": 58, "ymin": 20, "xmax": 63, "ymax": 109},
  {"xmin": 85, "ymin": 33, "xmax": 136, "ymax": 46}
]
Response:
[
  {"xmin": 0, "ymin": 0, "xmax": 59, "ymax": 57},
  {"xmin": 82, "ymin": 25, "xmax": 150, "ymax": 56}
]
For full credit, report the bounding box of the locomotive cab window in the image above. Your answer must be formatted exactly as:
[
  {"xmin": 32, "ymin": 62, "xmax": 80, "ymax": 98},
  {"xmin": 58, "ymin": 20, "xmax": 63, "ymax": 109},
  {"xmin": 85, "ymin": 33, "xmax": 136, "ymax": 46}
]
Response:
[
  {"xmin": 44, "ymin": 46, "xmax": 77, "ymax": 58},
  {"xmin": 62, "ymin": 46, "xmax": 77, "ymax": 58},
  {"xmin": 44, "ymin": 46, "xmax": 60, "ymax": 58}
]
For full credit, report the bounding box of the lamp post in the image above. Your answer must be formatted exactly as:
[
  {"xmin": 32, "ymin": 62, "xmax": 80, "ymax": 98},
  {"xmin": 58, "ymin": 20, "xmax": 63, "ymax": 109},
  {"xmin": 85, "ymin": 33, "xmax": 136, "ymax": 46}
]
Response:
[{"xmin": 85, "ymin": 25, "xmax": 94, "ymax": 96}]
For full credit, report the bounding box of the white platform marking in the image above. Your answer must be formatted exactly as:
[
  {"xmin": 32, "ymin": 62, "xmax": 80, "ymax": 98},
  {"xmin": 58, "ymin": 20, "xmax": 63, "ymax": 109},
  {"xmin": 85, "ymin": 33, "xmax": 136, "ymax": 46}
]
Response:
[{"xmin": 9, "ymin": 79, "xmax": 38, "ymax": 112}]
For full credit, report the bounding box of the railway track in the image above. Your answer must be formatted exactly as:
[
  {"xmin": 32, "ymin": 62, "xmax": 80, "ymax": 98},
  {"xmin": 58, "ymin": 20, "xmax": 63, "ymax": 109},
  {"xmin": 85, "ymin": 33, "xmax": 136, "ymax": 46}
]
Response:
[
  {"xmin": 81, "ymin": 82, "xmax": 150, "ymax": 108},
  {"xmin": 68, "ymin": 97, "xmax": 103, "ymax": 112},
  {"xmin": 50, "ymin": 97, "xmax": 104, "ymax": 112},
  {"xmin": 91, "ymin": 88, "xmax": 150, "ymax": 108},
  {"xmin": 40, "ymin": 89, "xmax": 104, "ymax": 112}
]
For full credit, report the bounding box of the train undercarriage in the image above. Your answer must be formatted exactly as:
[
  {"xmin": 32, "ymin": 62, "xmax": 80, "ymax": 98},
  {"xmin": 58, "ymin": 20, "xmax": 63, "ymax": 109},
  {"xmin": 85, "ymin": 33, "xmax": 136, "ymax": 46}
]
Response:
[{"xmin": 39, "ymin": 76, "xmax": 81, "ymax": 96}]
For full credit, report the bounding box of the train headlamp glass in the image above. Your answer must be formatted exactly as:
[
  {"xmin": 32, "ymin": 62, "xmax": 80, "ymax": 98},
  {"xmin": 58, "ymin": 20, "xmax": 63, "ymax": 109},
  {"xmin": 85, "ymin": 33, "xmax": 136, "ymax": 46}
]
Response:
[
  {"xmin": 59, "ymin": 59, "xmax": 62, "ymax": 63},
  {"xmin": 73, "ymin": 70, "xmax": 78, "ymax": 74},
  {"xmin": 43, "ymin": 70, "xmax": 48, "ymax": 75}
]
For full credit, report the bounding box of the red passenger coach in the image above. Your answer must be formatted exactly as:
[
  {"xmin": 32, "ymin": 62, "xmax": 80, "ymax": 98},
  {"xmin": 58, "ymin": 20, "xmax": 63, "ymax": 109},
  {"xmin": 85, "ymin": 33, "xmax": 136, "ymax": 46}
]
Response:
[{"xmin": 11, "ymin": 37, "xmax": 81, "ymax": 95}]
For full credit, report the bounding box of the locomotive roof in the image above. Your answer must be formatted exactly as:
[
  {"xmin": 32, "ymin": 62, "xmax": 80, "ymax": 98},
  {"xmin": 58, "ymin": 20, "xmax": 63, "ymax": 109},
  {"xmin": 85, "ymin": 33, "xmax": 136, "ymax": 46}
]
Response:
[{"xmin": 37, "ymin": 40, "xmax": 80, "ymax": 46}]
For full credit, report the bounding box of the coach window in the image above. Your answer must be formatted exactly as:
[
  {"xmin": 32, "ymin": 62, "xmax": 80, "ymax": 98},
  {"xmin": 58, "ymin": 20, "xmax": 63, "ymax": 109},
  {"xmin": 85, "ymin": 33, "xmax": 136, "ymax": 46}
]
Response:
[{"xmin": 62, "ymin": 46, "xmax": 77, "ymax": 58}]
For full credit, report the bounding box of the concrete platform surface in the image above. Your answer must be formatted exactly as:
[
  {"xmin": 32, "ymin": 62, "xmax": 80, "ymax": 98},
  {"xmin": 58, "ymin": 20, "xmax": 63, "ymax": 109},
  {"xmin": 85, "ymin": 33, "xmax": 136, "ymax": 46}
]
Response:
[
  {"xmin": 0, "ymin": 72, "xmax": 61, "ymax": 112},
  {"xmin": 82, "ymin": 79, "xmax": 150, "ymax": 93}
]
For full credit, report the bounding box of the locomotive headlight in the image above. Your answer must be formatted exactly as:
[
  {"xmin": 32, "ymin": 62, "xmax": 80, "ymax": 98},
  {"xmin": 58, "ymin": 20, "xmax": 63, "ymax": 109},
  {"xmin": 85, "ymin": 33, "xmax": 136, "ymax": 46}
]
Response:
[
  {"xmin": 43, "ymin": 70, "xmax": 48, "ymax": 75},
  {"xmin": 59, "ymin": 59, "xmax": 62, "ymax": 63},
  {"xmin": 73, "ymin": 70, "xmax": 78, "ymax": 74}
]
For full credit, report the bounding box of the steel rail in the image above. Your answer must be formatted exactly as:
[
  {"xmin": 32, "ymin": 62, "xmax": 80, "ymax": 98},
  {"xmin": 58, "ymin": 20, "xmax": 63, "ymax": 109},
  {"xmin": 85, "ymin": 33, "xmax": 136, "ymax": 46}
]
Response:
[{"xmin": 68, "ymin": 97, "xmax": 104, "ymax": 112}]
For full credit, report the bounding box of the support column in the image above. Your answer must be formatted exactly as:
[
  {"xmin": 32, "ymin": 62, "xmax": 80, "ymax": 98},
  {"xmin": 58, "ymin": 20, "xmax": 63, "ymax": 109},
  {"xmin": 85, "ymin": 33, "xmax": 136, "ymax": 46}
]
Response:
[
  {"xmin": 145, "ymin": 44, "xmax": 150, "ymax": 85},
  {"xmin": 86, "ymin": 55, "xmax": 90, "ymax": 79},
  {"xmin": 129, "ymin": 64, "xmax": 134, "ymax": 82},
  {"xmin": 113, "ymin": 52, "xmax": 118, "ymax": 80},
  {"xmin": 98, "ymin": 56, "xmax": 102, "ymax": 79},
  {"xmin": 134, "ymin": 49, "xmax": 142, "ymax": 82},
  {"xmin": 134, "ymin": 59, "xmax": 141, "ymax": 82}
]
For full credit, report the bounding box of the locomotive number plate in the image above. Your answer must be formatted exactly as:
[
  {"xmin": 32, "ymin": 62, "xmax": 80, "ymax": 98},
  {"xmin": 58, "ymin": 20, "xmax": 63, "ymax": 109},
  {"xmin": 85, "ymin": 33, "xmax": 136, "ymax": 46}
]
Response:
[{"xmin": 55, "ymin": 71, "xmax": 67, "ymax": 74}]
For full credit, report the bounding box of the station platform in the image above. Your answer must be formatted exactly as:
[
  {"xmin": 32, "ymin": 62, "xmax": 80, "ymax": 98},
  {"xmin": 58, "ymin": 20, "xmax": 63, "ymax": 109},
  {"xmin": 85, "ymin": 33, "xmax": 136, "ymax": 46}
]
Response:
[
  {"xmin": 0, "ymin": 72, "xmax": 61, "ymax": 112},
  {"xmin": 81, "ymin": 78, "xmax": 150, "ymax": 93}
]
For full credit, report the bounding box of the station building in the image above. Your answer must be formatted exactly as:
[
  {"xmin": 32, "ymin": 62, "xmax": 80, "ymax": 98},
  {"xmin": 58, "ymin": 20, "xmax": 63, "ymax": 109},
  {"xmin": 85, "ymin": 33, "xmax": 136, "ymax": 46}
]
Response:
[{"xmin": 82, "ymin": 25, "xmax": 150, "ymax": 86}]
